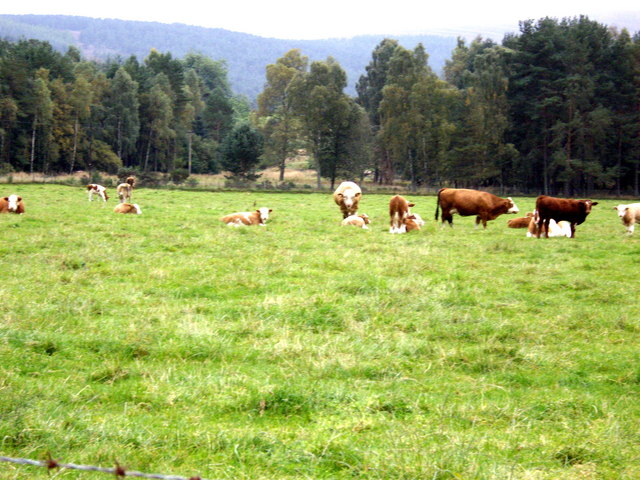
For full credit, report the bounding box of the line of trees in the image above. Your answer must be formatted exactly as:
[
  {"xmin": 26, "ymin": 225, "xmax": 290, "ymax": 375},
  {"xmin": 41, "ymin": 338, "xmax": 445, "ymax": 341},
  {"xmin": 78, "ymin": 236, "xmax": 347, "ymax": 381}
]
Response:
[
  {"xmin": 1, "ymin": 16, "xmax": 639, "ymax": 195},
  {"xmin": 0, "ymin": 39, "xmax": 248, "ymax": 178}
]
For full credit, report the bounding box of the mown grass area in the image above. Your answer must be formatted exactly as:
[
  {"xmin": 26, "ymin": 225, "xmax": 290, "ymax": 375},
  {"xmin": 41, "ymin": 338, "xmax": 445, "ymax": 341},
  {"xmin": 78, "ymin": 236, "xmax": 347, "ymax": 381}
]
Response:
[{"xmin": 1, "ymin": 184, "xmax": 639, "ymax": 479}]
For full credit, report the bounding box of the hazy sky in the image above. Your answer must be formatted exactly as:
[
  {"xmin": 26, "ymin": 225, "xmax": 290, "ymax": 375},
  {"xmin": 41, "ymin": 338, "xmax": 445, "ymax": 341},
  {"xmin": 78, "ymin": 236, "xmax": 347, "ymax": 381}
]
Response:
[{"xmin": 3, "ymin": 0, "xmax": 639, "ymax": 39}]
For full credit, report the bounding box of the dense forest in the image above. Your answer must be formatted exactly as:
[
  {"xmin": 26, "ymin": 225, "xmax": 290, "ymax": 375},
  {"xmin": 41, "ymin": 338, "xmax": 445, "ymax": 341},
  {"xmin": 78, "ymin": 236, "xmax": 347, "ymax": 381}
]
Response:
[
  {"xmin": 0, "ymin": 16, "xmax": 639, "ymax": 195},
  {"xmin": 0, "ymin": 14, "xmax": 458, "ymax": 99}
]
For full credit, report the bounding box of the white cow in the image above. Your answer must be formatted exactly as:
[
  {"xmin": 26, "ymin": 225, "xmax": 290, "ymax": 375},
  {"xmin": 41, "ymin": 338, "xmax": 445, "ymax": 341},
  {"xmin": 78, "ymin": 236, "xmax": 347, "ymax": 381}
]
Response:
[{"xmin": 613, "ymin": 203, "xmax": 640, "ymax": 234}]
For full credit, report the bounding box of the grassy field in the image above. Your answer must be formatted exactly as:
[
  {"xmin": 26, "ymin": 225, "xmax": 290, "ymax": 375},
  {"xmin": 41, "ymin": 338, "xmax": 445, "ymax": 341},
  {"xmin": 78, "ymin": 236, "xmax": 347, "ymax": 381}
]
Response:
[{"xmin": 1, "ymin": 184, "xmax": 639, "ymax": 479}]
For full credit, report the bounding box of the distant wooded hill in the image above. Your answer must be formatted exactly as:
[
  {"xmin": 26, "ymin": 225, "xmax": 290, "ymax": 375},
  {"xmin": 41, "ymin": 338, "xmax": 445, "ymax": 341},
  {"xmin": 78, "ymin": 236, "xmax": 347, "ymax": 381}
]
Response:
[{"xmin": 0, "ymin": 14, "xmax": 460, "ymax": 100}]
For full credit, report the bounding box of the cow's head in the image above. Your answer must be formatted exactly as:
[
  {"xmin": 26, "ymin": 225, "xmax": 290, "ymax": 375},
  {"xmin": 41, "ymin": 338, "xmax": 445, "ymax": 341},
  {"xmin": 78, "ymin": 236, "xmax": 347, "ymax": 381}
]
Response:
[
  {"xmin": 6, "ymin": 195, "xmax": 21, "ymax": 212},
  {"xmin": 581, "ymin": 200, "xmax": 598, "ymax": 214},
  {"xmin": 132, "ymin": 204, "xmax": 142, "ymax": 214},
  {"xmin": 405, "ymin": 215, "xmax": 421, "ymax": 232},
  {"xmin": 257, "ymin": 207, "xmax": 272, "ymax": 224},
  {"xmin": 614, "ymin": 205, "xmax": 628, "ymax": 218},
  {"xmin": 358, "ymin": 214, "xmax": 370, "ymax": 225},
  {"xmin": 340, "ymin": 189, "xmax": 361, "ymax": 209},
  {"xmin": 506, "ymin": 197, "xmax": 519, "ymax": 214}
]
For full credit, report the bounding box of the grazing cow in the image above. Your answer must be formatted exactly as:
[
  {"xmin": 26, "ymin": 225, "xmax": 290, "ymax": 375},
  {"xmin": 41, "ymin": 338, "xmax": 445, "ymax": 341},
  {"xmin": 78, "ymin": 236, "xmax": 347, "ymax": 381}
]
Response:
[
  {"xmin": 613, "ymin": 203, "xmax": 640, "ymax": 234},
  {"xmin": 342, "ymin": 213, "xmax": 370, "ymax": 229},
  {"xmin": 116, "ymin": 183, "xmax": 132, "ymax": 203},
  {"xmin": 435, "ymin": 188, "xmax": 519, "ymax": 228},
  {"xmin": 0, "ymin": 194, "xmax": 25, "ymax": 214},
  {"xmin": 222, "ymin": 208, "xmax": 272, "ymax": 226},
  {"xmin": 87, "ymin": 184, "xmax": 109, "ymax": 202},
  {"xmin": 389, "ymin": 195, "xmax": 415, "ymax": 234},
  {"xmin": 333, "ymin": 181, "xmax": 362, "ymax": 219},
  {"xmin": 535, "ymin": 195, "xmax": 598, "ymax": 238},
  {"xmin": 114, "ymin": 203, "xmax": 142, "ymax": 214},
  {"xmin": 507, "ymin": 212, "xmax": 534, "ymax": 228}
]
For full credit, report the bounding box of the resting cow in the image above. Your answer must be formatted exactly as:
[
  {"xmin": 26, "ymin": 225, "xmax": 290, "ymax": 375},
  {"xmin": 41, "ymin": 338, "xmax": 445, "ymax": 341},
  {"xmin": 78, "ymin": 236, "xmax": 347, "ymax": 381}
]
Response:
[
  {"xmin": 404, "ymin": 214, "xmax": 421, "ymax": 232},
  {"xmin": 527, "ymin": 216, "xmax": 571, "ymax": 238},
  {"xmin": 222, "ymin": 208, "xmax": 272, "ymax": 226},
  {"xmin": 114, "ymin": 203, "xmax": 142, "ymax": 214},
  {"xmin": 389, "ymin": 195, "xmax": 415, "ymax": 234},
  {"xmin": 613, "ymin": 203, "xmax": 640, "ymax": 234},
  {"xmin": 0, "ymin": 194, "xmax": 25, "ymax": 214},
  {"xmin": 333, "ymin": 182, "xmax": 362, "ymax": 219},
  {"xmin": 342, "ymin": 214, "xmax": 370, "ymax": 229},
  {"xmin": 435, "ymin": 188, "xmax": 519, "ymax": 229},
  {"xmin": 535, "ymin": 195, "xmax": 598, "ymax": 238},
  {"xmin": 507, "ymin": 212, "xmax": 534, "ymax": 228}
]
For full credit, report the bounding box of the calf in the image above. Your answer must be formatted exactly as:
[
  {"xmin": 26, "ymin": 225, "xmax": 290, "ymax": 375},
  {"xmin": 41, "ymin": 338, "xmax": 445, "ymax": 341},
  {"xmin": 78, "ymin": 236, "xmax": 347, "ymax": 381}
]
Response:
[
  {"xmin": 342, "ymin": 214, "xmax": 370, "ymax": 229},
  {"xmin": 389, "ymin": 195, "xmax": 415, "ymax": 234},
  {"xmin": 116, "ymin": 183, "xmax": 132, "ymax": 203},
  {"xmin": 535, "ymin": 195, "xmax": 598, "ymax": 238},
  {"xmin": 114, "ymin": 203, "xmax": 142, "ymax": 214},
  {"xmin": 222, "ymin": 207, "xmax": 272, "ymax": 226},
  {"xmin": 404, "ymin": 214, "xmax": 421, "ymax": 232},
  {"xmin": 87, "ymin": 184, "xmax": 109, "ymax": 202},
  {"xmin": 613, "ymin": 203, "xmax": 640, "ymax": 234},
  {"xmin": 0, "ymin": 194, "xmax": 25, "ymax": 214},
  {"xmin": 126, "ymin": 176, "xmax": 136, "ymax": 188},
  {"xmin": 435, "ymin": 188, "xmax": 519, "ymax": 229},
  {"xmin": 333, "ymin": 181, "xmax": 362, "ymax": 219},
  {"xmin": 507, "ymin": 212, "xmax": 534, "ymax": 228}
]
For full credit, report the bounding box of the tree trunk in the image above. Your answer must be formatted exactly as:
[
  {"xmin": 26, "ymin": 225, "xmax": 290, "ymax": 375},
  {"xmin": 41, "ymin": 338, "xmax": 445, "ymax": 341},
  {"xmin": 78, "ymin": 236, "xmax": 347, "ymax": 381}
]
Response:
[
  {"xmin": 30, "ymin": 118, "xmax": 37, "ymax": 178},
  {"xmin": 69, "ymin": 117, "xmax": 79, "ymax": 174},
  {"xmin": 188, "ymin": 132, "xmax": 193, "ymax": 174}
]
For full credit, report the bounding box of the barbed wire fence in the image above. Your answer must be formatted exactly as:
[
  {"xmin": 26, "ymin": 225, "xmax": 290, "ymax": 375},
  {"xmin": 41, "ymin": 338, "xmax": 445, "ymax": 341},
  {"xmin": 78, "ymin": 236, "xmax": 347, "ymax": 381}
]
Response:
[{"xmin": 0, "ymin": 455, "xmax": 212, "ymax": 480}]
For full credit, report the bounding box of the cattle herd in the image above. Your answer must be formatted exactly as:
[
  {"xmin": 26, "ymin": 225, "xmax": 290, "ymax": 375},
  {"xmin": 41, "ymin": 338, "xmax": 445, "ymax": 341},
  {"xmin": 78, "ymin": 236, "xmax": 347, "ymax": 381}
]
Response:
[{"xmin": 2, "ymin": 179, "xmax": 640, "ymax": 237}]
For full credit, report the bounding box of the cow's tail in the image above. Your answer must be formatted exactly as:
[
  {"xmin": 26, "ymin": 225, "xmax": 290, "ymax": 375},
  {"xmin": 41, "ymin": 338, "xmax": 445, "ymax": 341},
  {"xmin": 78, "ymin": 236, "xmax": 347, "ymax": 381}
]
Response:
[{"xmin": 435, "ymin": 188, "xmax": 444, "ymax": 221}]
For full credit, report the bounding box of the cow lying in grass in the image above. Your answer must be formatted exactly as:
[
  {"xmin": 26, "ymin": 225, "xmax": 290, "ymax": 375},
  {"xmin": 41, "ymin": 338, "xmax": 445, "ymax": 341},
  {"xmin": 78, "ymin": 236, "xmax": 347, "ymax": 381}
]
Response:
[
  {"xmin": 222, "ymin": 208, "xmax": 272, "ymax": 226},
  {"xmin": 342, "ymin": 214, "xmax": 370, "ymax": 229},
  {"xmin": 114, "ymin": 203, "xmax": 142, "ymax": 214},
  {"xmin": 0, "ymin": 194, "xmax": 25, "ymax": 214}
]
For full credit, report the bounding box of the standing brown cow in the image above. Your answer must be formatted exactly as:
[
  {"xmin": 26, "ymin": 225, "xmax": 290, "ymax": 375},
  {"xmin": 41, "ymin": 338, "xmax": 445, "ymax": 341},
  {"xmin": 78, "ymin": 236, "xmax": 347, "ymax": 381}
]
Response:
[
  {"xmin": 389, "ymin": 195, "xmax": 415, "ymax": 233},
  {"xmin": 333, "ymin": 182, "xmax": 362, "ymax": 219},
  {"xmin": 535, "ymin": 195, "xmax": 598, "ymax": 238},
  {"xmin": 435, "ymin": 188, "xmax": 519, "ymax": 229}
]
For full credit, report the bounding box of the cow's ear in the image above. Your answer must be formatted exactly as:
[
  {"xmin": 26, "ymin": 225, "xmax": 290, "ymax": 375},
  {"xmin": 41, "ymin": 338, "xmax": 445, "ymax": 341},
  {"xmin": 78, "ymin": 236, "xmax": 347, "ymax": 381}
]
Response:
[
  {"xmin": 591, "ymin": 202, "xmax": 599, "ymax": 206},
  {"xmin": 17, "ymin": 197, "xmax": 22, "ymax": 202},
  {"xmin": 3, "ymin": 197, "xmax": 8, "ymax": 201},
  {"xmin": 355, "ymin": 192, "xmax": 361, "ymax": 197},
  {"xmin": 337, "ymin": 193, "xmax": 343, "ymax": 197},
  {"xmin": 408, "ymin": 203, "xmax": 415, "ymax": 208},
  {"xmin": 269, "ymin": 209, "xmax": 273, "ymax": 213}
]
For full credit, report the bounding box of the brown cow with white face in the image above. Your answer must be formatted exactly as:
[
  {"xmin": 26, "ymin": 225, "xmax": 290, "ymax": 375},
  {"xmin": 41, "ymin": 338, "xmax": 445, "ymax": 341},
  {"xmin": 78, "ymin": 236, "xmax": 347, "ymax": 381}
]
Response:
[
  {"xmin": 535, "ymin": 195, "xmax": 598, "ymax": 238},
  {"xmin": 0, "ymin": 194, "xmax": 25, "ymax": 214},
  {"xmin": 333, "ymin": 182, "xmax": 362, "ymax": 219},
  {"xmin": 435, "ymin": 188, "xmax": 519, "ymax": 229},
  {"xmin": 389, "ymin": 195, "xmax": 415, "ymax": 234}
]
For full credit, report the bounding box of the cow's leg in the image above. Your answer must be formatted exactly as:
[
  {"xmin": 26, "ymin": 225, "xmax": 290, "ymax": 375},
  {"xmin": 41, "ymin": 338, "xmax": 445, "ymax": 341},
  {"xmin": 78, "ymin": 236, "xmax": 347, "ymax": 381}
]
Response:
[
  {"xmin": 570, "ymin": 223, "xmax": 576, "ymax": 238},
  {"xmin": 627, "ymin": 222, "xmax": 635, "ymax": 234}
]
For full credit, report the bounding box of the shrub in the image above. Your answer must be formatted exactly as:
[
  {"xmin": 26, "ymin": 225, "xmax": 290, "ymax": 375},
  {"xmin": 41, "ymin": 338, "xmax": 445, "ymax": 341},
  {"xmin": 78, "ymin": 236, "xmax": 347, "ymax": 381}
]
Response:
[{"xmin": 169, "ymin": 168, "xmax": 190, "ymax": 185}]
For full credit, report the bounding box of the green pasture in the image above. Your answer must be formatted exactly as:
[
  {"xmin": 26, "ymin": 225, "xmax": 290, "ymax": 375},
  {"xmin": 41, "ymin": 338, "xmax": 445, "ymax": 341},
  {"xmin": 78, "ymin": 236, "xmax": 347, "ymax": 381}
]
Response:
[{"xmin": 1, "ymin": 184, "xmax": 639, "ymax": 479}]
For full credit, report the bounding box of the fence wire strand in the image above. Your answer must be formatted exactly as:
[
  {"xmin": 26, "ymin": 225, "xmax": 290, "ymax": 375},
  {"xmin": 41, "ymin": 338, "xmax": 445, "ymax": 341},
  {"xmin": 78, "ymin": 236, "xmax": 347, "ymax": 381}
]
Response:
[{"xmin": 0, "ymin": 455, "xmax": 210, "ymax": 480}]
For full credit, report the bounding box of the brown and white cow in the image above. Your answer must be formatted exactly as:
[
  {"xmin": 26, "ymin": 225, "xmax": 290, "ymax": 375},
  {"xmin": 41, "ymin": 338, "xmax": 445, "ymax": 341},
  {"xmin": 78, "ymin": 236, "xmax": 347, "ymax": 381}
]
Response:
[
  {"xmin": 116, "ymin": 183, "xmax": 132, "ymax": 203},
  {"xmin": 534, "ymin": 195, "xmax": 598, "ymax": 238},
  {"xmin": 222, "ymin": 207, "xmax": 272, "ymax": 226},
  {"xmin": 613, "ymin": 203, "xmax": 640, "ymax": 234},
  {"xmin": 114, "ymin": 203, "xmax": 142, "ymax": 214},
  {"xmin": 0, "ymin": 194, "xmax": 25, "ymax": 214},
  {"xmin": 389, "ymin": 195, "xmax": 415, "ymax": 234},
  {"xmin": 342, "ymin": 213, "xmax": 370, "ymax": 229},
  {"xmin": 126, "ymin": 176, "xmax": 136, "ymax": 188},
  {"xmin": 87, "ymin": 184, "xmax": 109, "ymax": 202},
  {"xmin": 404, "ymin": 214, "xmax": 421, "ymax": 232},
  {"xmin": 527, "ymin": 214, "xmax": 571, "ymax": 238},
  {"xmin": 507, "ymin": 212, "xmax": 534, "ymax": 228},
  {"xmin": 333, "ymin": 181, "xmax": 362, "ymax": 219},
  {"xmin": 435, "ymin": 188, "xmax": 519, "ymax": 229}
]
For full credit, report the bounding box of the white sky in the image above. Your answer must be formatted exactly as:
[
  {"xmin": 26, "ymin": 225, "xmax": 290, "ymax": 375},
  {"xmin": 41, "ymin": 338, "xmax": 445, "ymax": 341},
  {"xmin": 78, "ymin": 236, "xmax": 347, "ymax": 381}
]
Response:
[{"xmin": 2, "ymin": 0, "xmax": 639, "ymax": 39}]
